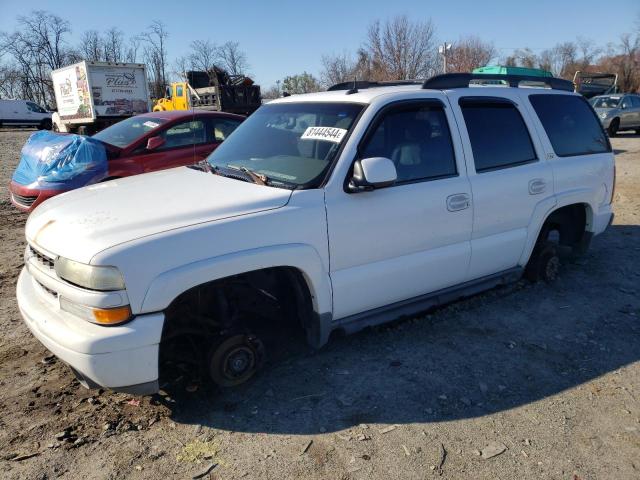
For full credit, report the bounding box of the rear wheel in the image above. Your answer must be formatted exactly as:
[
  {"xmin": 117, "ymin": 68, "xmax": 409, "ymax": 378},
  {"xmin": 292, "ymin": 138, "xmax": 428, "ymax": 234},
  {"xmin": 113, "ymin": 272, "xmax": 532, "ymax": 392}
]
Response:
[
  {"xmin": 607, "ymin": 118, "xmax": 619, "ymax": 137},
  {"xmin": 525, "ymin": 241, "xmax": 560, "ymax": 283}
]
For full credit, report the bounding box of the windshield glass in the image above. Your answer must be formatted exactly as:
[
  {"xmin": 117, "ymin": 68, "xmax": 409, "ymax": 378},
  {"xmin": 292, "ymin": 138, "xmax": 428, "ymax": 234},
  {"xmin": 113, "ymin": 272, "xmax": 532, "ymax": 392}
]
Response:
[
  {"xmin": 592, "ymin": 96, "xmax": 621, "ymax": 109},
  {"xmin": 207, "ymin": 102, "xmax": 364, "ymax": 187},
  {"xmin": 92, "ymin": 116, "xmax": 167, "ymax": 147}
]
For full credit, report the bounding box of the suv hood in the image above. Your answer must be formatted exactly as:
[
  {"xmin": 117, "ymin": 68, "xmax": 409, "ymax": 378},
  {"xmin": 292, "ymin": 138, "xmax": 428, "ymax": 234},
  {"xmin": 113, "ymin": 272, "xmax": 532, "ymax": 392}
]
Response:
[{"xmin": 26, "ymin": 167, "xmax": 293, "ymax": 263}]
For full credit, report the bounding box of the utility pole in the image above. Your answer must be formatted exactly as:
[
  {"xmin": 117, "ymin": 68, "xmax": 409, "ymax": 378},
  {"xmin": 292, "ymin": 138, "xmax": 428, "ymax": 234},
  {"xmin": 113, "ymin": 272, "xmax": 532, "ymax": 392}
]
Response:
[{"xmin": 439, "ymin": 42, "xmax": 452, "ymax": 73}]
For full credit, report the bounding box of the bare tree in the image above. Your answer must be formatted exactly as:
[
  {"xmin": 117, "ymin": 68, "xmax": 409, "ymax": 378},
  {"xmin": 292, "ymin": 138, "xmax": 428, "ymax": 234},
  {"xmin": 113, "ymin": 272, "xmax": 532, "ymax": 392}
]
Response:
[
  {"xmin": 0, "ymin": 10, "xmax": 75, "ymax": 106},
  {"xmin": 140, "ymin": 20, "xmax": 169, "ymax": 98},
  {"xmin": 125, "ymin": 36, "xmax": 141, "ymax": 63},
  {"xmin": 103, "ymin": 27, "xmax": 124, "ymax": 63},
  {"xmin": 80, "ymin": 30, "xmax": 103, "ymax": 61},
  {"xmin": 320, "ymin": 52, "xmax": 356, "ymax": 87},
  {"xmin": 363, "ymin": 15, "xmax": 438, "ymax": 80},
  {"xmin": 217, "ymin": 41, "xmax": 248, "ymax": 75},
  {"xmin": 189, "ymin": 39, "xmax": 217, "ymax": 72},
  {"xmin": 446, "ymin": 36, "xmax": 496, "ymax": 73},
  {"xmin": 172, "ymin": 55, "xmax": 190, "ymax": 81}
]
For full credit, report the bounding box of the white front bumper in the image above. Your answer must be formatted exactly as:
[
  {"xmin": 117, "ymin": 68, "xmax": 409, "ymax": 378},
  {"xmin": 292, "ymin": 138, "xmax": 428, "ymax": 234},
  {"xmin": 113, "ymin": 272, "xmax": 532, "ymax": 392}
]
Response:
[{"xmin": 17, "ymin": 267, "xmax": 164, "ymax": 394}]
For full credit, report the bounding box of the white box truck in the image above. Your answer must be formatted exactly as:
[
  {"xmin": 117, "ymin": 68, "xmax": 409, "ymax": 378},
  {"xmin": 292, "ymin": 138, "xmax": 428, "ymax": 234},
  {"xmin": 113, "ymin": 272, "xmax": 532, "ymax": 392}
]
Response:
[{"xmin": 51, "ymin": 61, "xmax": 151, "ymax": 134}]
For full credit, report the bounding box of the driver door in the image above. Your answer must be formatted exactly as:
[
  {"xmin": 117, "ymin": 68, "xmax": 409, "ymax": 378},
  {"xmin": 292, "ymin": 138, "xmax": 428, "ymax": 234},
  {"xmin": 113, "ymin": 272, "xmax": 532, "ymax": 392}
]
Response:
[{"xmin": 325, "ymin": 99, "xmax": 473, "ymax": 320}]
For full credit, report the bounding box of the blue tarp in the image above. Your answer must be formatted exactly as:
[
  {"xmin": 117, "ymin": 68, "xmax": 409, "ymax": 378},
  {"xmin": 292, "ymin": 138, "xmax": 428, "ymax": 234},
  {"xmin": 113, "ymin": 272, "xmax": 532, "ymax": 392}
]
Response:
[{"xmin": 12, "ymin": 131, "xmax": 108, "ymax": 190}]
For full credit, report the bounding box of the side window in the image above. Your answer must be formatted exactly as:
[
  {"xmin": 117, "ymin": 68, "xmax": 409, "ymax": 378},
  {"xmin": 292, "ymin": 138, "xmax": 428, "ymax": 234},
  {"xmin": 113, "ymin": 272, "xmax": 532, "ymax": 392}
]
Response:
[
  {"xmin": 360, "ymin": 103, "xmax": 457, "ymax": 183},
  {"xmin": 459, "ymin": 99, "xmax": 537, "ymax": 172},
  {"xmin": 631, "ymin": 96, "xmax": 640, "ymax": 108},
  {"xmin": 529, "ymin": 94, "xmax": 610, "ymax": 157},
  {"xmin": 621, "ymin": 97, "xmax": 632, "ymax": 109},
  {"xmin": 210, "ymin": 118, "xmax": 242, "ymax": 142},
  {"xmin": 160, "ymin": 120, "xmax": 206, "ymax": 149},
  {"xmin": 175, "ymin": 85, "xmax": 184, "ymax": 97},
  {"xmin": 26, "ymin": 102, "xmax": 40, "ymax": 113}
]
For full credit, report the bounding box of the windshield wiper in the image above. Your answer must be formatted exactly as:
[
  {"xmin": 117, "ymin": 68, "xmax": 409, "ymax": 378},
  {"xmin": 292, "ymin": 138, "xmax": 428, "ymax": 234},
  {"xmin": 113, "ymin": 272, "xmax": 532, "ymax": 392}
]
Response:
[{"xmin": 226, "ymin": 164, "xmax": 267, "ymax": 186}]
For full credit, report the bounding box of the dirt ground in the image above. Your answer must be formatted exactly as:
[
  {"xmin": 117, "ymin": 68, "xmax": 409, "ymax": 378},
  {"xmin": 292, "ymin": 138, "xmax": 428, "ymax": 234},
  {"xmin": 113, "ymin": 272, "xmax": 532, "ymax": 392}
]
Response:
[{"xmin": 0, "ymin": 128, "xmax": 638, "ymax": 480}]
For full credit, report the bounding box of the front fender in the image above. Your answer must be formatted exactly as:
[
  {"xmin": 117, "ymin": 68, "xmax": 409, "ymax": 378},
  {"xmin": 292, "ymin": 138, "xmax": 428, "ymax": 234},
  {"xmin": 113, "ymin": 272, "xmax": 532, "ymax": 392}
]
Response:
[{"xmin": 140, "ymin": 243, "xmax": 333, "ymax": 319}]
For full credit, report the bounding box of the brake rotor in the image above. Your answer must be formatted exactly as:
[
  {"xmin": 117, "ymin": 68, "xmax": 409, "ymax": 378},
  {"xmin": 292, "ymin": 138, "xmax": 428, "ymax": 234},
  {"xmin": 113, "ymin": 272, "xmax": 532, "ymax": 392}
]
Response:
[{"xmin": 207, "ymin": 334, "xmax": 265, "ymax": 387}]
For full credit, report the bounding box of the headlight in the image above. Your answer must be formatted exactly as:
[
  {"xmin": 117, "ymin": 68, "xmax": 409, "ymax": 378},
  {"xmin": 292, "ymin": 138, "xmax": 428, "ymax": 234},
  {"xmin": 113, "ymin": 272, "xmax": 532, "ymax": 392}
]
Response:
[{"xmin": 54, "ymin": 257, "xmax": 125, "ymax": 291}]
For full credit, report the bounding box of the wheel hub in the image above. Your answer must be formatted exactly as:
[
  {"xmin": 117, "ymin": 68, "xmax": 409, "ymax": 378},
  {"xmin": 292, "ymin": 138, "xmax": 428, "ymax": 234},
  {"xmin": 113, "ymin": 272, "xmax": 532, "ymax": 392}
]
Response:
[{"xmin": 208, "ymin": 334, "xmax": 265, "ymax": 387}]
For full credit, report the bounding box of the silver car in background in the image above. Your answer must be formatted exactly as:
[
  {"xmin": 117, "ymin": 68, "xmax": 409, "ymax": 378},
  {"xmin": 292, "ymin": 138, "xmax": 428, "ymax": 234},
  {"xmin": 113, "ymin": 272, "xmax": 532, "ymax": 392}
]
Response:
[{"xmin": 591, "ymin": 94, "xmax": 640, "ymax": 137}]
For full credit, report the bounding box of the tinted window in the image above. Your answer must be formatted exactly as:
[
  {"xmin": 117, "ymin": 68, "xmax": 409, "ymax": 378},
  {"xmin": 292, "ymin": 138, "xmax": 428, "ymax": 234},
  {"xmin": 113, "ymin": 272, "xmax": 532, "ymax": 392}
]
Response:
[
  {"xmin": 161, "ymin": 120, "xmax": 206, "ymax": 148},
  {"xmin": 530, "ymin": 94, "xmax": 610, "ymax": 157},
  {"xmin": 460, "ymin": 100, "xmax": 536, "ymax": 172},
  {"xmin": 631, "ymin": 96, "xmax": 640, "ymax": 108},
  {"xmin": 360, "ymin": 103, "xmax": 457, "ymax": 183},
  {"xmin": 210, "ymin": 118, "xmax": 242, "ymax": 142},
  {"xmin": 621, "ymin": 97, "xmax": 632, "ymax": 109},
  {"xmin": 26, "ymin": 101, "xmax": 44, "ymax": 113},
  {"xmin": 93, "ymin": 116, "xmax": 167, "ymax": 147}
]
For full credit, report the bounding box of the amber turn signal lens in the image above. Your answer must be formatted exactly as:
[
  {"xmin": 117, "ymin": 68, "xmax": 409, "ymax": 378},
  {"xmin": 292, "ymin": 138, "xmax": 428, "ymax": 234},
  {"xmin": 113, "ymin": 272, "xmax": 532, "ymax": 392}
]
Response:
[{"xmin": 92, "ymin": 305, "xmax": 132, "ymax": 325}]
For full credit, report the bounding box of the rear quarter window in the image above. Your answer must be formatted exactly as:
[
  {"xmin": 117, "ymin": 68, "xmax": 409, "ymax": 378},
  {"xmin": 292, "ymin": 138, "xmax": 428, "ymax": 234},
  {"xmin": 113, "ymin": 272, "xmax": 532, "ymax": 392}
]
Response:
[{"xmin": 529, "ymin": 94, "xmax": 610, "ymax": 157}]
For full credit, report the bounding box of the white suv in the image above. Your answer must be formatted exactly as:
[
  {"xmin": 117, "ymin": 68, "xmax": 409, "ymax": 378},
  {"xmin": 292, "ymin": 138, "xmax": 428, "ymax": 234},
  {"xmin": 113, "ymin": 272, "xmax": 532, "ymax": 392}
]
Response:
[{"xmin": 17, "ymin": 73, "xmax": 615, "ymax": 394}]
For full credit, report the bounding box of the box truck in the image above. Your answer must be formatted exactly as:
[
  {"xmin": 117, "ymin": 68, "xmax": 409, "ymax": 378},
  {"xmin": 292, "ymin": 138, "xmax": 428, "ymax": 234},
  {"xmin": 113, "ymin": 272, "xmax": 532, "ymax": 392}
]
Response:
[{"xmin": 51, "ymin": 61, "xmax": 151, "ymax": 134}]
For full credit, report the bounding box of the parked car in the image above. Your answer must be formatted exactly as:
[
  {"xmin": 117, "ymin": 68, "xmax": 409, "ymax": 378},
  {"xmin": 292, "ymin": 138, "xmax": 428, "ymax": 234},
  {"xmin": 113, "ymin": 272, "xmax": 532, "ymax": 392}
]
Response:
[
  {"xmin": 591, "ymin": 93, "xmax": 640, "ymax": 136},
  {"xmin": 0, "ymin": 99, "xmax": 52, "ymax": 129},
  {"xmin": 16, "ymin": 73, "xmax": 614, "ymax": 394},
  {"xmin": 9, "ymin": 110, "xmax": 244, "ymax": 212}
]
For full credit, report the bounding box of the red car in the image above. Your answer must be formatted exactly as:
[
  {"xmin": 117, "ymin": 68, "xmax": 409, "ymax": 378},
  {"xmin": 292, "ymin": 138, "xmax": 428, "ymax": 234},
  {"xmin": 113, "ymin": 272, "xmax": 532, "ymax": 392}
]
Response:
[{"xmin": 10, "ymin": 110, "xmax": 244, "ymax": 212}]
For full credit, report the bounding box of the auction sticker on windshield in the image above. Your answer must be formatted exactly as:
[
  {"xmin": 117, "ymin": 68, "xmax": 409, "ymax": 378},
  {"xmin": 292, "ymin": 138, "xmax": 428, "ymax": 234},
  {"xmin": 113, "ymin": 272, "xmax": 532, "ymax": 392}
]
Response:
[{"xmin": 301, "ymin": 126, "xmax": 347, "ymax": 143}]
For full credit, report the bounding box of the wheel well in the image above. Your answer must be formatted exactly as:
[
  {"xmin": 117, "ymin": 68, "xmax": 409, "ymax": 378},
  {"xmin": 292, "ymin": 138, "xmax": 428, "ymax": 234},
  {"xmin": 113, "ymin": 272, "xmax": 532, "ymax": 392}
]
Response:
[
  {"xmin": 158, "ymin": 267, "xmax": 314, "ymax": 381},
  {"xmin": 537, "ymin": 203, "xmax": 589, "ymax": 253}
]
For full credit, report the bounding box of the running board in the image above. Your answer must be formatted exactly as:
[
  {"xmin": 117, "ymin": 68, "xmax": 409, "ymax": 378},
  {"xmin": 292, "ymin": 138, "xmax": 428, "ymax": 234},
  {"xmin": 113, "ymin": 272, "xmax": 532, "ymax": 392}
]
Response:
[{"xmin": 336, "ymin": 267, "xmax": 523, "ymax": 335}]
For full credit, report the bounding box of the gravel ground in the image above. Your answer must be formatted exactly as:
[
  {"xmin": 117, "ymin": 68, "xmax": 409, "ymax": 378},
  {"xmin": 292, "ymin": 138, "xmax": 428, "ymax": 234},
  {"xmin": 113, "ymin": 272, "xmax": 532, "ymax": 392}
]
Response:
[{"xmin": 0, "ymin": 127, "xmax": 639, "ymax": 480}]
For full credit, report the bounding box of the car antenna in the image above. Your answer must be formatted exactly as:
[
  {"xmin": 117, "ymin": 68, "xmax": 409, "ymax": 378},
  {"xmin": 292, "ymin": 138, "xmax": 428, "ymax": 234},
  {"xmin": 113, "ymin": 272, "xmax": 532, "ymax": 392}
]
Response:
[{"xmin": 346, "ymin": 77, "xmax": 358, "ymax": 95}]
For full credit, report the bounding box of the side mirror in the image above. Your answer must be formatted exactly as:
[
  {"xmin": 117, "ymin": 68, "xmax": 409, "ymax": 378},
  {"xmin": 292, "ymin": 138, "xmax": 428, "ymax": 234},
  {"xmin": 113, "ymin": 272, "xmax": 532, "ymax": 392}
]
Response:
[
  {"xmin": 348, "ymin": 157, "xmax": 397, "ymax": 193},
  {"xmin": 146, "ymin": 136, "xmax": 166, "ymax": 151}
]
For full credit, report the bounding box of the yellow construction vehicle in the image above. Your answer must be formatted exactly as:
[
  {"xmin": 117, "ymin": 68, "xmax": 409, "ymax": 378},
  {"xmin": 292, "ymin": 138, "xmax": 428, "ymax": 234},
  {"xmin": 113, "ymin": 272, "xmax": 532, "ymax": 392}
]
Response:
[{"xmin": 153, "ymin": 68, "xmax": 261, "ymax": 115}]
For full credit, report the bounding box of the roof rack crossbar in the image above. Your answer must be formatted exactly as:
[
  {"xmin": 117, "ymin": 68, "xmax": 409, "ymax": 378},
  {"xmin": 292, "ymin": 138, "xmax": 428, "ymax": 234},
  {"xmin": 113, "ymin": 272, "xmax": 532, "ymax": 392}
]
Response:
[
  {"xmin": 421, "ymin": 73, "xmax": 574, "ymax": 92},
  {"xmin": 328, "ymin": 80, "xmax": 422, "ymax": 91}
]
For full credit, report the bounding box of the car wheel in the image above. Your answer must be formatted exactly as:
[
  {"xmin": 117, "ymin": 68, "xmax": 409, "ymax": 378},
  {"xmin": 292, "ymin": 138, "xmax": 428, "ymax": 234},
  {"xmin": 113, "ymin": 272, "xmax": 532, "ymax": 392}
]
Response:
[
  {"xmin": 207, "ymin": 334, "xmax": 265, "ymax": 387},
  {"xmin": 525, "ymin": 241, "xmax": 560, "ymax": 283},
  {"xmin": 607, "ymin": 118, "xmax": 619, "ymax": 137}
]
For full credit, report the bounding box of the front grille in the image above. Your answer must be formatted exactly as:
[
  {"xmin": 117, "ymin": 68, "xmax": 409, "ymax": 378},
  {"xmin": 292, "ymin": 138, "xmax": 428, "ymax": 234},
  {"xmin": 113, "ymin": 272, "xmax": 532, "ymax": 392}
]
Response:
[
  {"xmin": 35, "ymin": 278, "xmax": 58, "ymax": 299},
  {"xmin": 28, "ymin": 245, "xmax": 56, "ymax": 271},
  {"xmin": 12, "ymin": 193, "xmax": 38, "ymax": 207}
]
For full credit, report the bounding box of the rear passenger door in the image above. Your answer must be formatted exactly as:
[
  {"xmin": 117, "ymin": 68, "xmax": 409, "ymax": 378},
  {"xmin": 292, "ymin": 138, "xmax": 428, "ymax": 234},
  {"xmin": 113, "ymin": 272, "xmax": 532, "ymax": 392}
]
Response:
[{"xmin": 448, "ymin": 92, "xmax": 555, "ymax": 280}]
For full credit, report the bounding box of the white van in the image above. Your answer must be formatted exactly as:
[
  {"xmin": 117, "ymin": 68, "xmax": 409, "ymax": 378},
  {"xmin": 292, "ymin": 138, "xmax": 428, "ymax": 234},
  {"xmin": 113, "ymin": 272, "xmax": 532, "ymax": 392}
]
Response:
[{"xmin": 0, "ymin": 99, "xmax": 52, "ymax": 129}]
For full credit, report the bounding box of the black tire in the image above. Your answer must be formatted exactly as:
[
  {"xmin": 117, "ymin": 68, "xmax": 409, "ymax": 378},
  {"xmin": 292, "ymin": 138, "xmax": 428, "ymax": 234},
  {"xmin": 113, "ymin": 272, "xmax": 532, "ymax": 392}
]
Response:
[
  {"xmin": 525, "ymin": 241, "xmax": 560, "ymax": 283},
  {"xmin": 38, "ymin": 119, "xmax": 52, "ymax": 130},
  {"xmin": 607, "ymin": 118, "xmax": 619, "ymax": 137}
]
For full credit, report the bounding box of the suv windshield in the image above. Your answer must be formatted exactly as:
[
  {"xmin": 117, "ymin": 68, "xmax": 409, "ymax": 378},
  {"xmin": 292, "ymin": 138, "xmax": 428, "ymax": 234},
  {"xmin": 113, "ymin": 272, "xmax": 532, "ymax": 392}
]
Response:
[
  {"xmin": 93, "ymin": 116, "xmax": 167, "ymax": 148},
  {"xmin": 592, "ymin": 96, "xmax": 622, "ymax": 109},
  {"xmin": 207, "ymin": 102, "xmax": 364, "ymax": 188}
]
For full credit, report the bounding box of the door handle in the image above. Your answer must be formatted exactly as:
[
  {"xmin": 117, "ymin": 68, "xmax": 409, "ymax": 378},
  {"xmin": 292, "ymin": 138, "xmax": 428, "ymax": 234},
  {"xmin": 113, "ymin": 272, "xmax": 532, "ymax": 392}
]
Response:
[
  {"xmin": 447, "ymin": 193, "xmax": 471, "ymax": 212},
  {"xmin": 528, "ymin": 178, "xmax": 547, "ymax": 195}
]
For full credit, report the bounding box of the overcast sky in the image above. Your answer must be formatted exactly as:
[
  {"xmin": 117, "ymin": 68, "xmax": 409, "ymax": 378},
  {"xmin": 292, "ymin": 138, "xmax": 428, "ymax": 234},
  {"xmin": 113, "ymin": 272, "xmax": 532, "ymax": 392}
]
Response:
[{"xmin": 1, "ymin": 0, "xmax": 638, "ymax": 87}]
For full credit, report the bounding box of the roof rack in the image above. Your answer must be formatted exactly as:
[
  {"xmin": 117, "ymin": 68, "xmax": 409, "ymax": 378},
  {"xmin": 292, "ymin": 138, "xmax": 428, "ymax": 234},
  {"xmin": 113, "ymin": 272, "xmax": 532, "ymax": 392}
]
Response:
[
  {"xmin": 327, "ymin": 80, "xmax": 422, "ymax": 91},
  {"xmin": 421, "ymin": 73, "xmax": 574, "ymax": 92}
]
